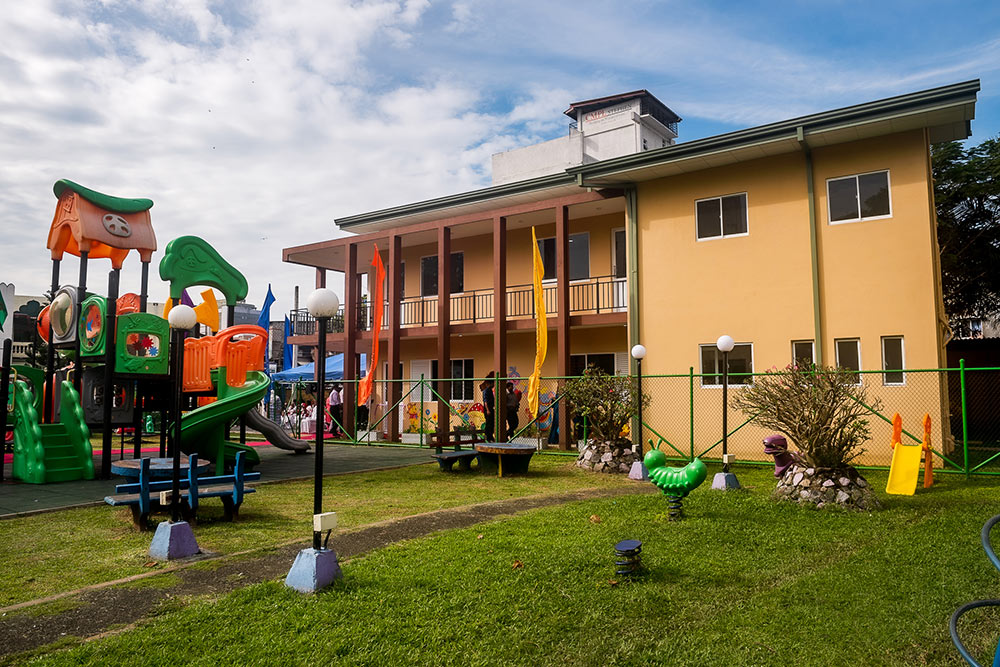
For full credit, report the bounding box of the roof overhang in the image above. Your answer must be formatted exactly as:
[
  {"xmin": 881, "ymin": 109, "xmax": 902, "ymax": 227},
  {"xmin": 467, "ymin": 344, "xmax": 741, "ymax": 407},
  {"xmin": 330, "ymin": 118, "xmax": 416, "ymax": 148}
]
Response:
[{"xmin": 568, "ymin": 79, "xmax": 979, "ymax": 186}]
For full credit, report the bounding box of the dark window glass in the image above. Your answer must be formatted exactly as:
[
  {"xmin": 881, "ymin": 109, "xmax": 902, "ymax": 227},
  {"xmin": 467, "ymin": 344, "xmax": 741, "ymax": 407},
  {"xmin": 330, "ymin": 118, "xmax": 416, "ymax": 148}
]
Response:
[
  {"xmin": 721, "ymin": 194, "xmax": 748, "ymax": 235},
  {"xmin": 835, "ymin": 339, "xmax": 861, "ymax": 384},
  {"xmin": 421, "ymin": 256, "xmax": 437, "ymax": 297},
  {"xmin": 828, "ymin": 177, "xmax": 860, "ymax": 222},
  {"xmin": 450, "ymin": 252, "xmax": 464, "ymax": 294},
  {"xmin": 792, "ymin": 341, "xmax": 814, "ymax": 368},
  {"xmin": 537, "ymin": 238, "xmax": 556, "ymax": 281},
  {"xmin": 614, "ymin": 230, "xmax": 626, "ymax": 279},
  {"xmin": 882, "ymin": 337, "xmax": 904, "ymax": 385},
  {"xmin": 570, "ymin": 353, "xmax": 614, "ymax": 376},
  {"xmin": 701, "ymin": 344, "xmax": 753, "ymax": 386},
  {"xmin": 450, "ymin": 359, "xmax": 475, "ymax": 399},
  {"xmin": 696, "ymin": 199, "xmax": 721, "ymax": 239},
  {"xmin": 859, "ymin": 172, "xmax": 890, "ymax": 218},
  {"xmin": 568, "ymin": 234, "xmax": 589, "ymax": 281}
]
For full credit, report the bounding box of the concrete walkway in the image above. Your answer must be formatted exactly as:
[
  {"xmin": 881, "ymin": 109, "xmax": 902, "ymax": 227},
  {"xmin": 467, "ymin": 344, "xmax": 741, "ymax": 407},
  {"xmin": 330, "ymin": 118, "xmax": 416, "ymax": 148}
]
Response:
[{"xmin": 0, "ymin": 443, "xmax": 431, "ymax": 518}]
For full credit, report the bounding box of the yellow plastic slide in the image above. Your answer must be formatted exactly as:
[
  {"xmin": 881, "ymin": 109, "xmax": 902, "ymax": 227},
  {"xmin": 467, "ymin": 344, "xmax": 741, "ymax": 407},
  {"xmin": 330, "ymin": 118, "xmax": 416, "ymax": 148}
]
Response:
[{"xmin": 885, "ymin": 413, "xmax": 929, "ymax": 495}]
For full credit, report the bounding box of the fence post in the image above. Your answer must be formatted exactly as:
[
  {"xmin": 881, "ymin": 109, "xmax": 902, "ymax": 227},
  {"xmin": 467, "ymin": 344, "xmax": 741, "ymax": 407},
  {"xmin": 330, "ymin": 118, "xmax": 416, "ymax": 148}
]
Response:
[
  {"xmin": 960, "ymin": 358, "xmax": 969, "ymax": 478},
  {"xmin": 420, "ymin": 373, "xmax": 425, "ymax": 446},
  {"xmin": 689, "ymin": 366, "xmax": 695, "ymax": 461}
]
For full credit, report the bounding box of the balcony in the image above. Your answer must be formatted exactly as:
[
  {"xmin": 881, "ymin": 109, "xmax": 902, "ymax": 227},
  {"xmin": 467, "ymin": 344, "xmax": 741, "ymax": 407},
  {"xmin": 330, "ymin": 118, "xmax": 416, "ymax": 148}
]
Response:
[{"xmin": 290, "ymin": 275, "xmax": 626, "ymax": 337}]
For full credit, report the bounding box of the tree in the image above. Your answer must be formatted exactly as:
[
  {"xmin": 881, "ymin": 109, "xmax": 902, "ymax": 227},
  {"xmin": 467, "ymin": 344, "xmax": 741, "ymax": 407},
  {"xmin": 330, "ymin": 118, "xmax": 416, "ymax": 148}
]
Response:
[
  {"xmin": 932, "ymin": 138, "xmax": 1000, "ymax": 320},
  {"xmin": 562, "ymin": 366, "xmax": 649, "ymax": 444}
]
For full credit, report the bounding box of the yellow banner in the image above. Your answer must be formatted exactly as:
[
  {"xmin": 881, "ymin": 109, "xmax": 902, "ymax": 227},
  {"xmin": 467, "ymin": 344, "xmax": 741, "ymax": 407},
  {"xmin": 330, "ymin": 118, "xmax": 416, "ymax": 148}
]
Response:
[{"xmin": 527, "ymin": 227, "xmax": 547, "ymax": 419}]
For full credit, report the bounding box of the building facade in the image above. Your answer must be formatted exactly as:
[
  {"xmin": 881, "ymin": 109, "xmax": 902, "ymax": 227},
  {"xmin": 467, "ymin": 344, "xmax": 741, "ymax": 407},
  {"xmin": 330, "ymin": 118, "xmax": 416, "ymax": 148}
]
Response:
[{"xmin": 283, "ymin": 81, "xmax": 979, "ymax": 462}]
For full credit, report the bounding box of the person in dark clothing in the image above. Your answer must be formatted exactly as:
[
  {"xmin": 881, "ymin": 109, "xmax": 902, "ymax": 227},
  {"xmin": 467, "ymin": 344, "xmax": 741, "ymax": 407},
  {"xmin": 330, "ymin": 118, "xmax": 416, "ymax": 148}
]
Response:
[
  {"xmin": 506, "ymin": 381, "xmax": 520, "ymax": 440},
  {"xmin": 481, "ymin": 371, "xmax": 496, "ymax": 442}
]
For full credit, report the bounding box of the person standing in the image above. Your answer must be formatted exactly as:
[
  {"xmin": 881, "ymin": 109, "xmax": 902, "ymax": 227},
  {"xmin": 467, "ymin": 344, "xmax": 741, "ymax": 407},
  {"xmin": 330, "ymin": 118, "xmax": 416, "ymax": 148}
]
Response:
[
  {"xmin": 505, "ymin": 381, "xmax": 520, "ymax": 440},
  {"xmin": 481, "ymin": 371, "xmax": 496, "ymax": 442},
  {"xmin": 328, "ymin": 383, "xmax": 343, "ymax": 437}
]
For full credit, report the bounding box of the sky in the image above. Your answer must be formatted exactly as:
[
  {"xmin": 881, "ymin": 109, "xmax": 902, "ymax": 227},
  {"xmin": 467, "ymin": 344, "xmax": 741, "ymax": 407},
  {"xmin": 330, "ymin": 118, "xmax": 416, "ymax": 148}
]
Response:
[{"xmin": 2, "ymin": 0, "xmax": 999, "ymax": 318}]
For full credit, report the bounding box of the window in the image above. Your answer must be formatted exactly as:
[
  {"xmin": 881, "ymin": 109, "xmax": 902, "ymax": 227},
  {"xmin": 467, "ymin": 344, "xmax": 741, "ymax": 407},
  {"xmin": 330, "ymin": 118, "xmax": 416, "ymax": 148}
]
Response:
[
  {"xmin": 882, "ymin": 336, "xmax": 905, "ymax": 386},
  {"xmin": 537, "ymin": 234, "xmax": 590, "ymax": 281},
  {"xmin": 613, "ymin": 229, "xmax": 626, "ymax": 279},
  {"xmin": 450, "ymin": 359, "xmax": 475, "ymax": 400},
  {"xmin": 827, "ymin": 170, "xmax": 891, "ymax": 224},
  {"xmin": 420, "ymin": 253, "xmax": 463, "ymax": 297},
  {"xmin": 955, "ymin": 318, "xmax": 983, "ymax": 339},
  {"xmin": 700, "ymin": 343, "xmax": 753, "ymax": 386},
  {"xmin": 835, "ymin": 338, "xmax": 861, "ymax": 384},
  {"xmin": 696, "ymin": 193, "xmax": 747, "ymax": 240},
  {"xmin": 792, "ymin": 340, "xmax": 815, "ymax": 368},
  {"xmin": 570, "ymin": 353, "xmax": 616, "ymax": 376}
]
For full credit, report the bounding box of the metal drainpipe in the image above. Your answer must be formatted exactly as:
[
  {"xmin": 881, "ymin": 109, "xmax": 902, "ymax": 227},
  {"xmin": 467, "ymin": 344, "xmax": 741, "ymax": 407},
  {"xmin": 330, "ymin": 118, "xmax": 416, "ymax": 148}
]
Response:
[{"xmin": 798, "ymin": 126, "xmax": 823, "ymax": 366}]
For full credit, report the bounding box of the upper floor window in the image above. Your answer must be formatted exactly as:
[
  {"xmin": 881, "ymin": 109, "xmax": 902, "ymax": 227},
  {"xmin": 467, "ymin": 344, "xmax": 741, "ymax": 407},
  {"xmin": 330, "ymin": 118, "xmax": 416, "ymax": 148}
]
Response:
[
  {"xmin": 420, "ymin": 253, "xmax": 463, "ymax": 297},
  {"xmin": 827, "ymin": 170, "xmax": 891, "ymax": 224},
  {"xmin": 696, "ymin": 193, "xmax": 748, "ymax": 240},
  {"xmin": 537, "ymin": 234, "xmax": 590, "ymax": 281}
]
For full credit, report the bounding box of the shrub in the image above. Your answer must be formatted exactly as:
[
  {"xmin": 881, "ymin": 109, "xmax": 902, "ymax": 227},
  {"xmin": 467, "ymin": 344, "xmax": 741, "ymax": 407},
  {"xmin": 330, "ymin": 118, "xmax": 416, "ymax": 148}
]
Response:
[
  {"xmin": 562, "ymin": 367, "xmax": 649, "ymax": 444},
  {"xmin": 732, "ymin": 364, "xmax": 879, "ymax": 468}
]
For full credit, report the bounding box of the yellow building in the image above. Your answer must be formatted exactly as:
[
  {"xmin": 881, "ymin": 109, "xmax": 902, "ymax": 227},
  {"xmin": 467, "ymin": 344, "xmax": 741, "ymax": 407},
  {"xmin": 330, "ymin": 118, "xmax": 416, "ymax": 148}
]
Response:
[{"xmin": 283, "ymin": 81, "xmax": 979, "ymax": 463}]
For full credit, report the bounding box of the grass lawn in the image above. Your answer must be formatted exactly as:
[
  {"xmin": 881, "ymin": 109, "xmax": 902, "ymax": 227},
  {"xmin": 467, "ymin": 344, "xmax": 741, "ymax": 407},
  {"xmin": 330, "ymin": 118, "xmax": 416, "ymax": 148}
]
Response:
[
  {"xmin": 0, "ymin": 455, "xmax": 628, "ymax": 607},
  {"xmin": 15, "ymin": 464, "xmax": 1000, "ymax": 666}
]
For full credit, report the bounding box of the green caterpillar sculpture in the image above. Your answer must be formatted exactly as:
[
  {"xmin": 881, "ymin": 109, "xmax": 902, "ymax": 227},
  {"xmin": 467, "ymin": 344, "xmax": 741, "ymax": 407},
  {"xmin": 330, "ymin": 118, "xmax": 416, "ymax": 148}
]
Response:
[{"xmin": 643, "ymin": 449, "xmax": 707, "ymax": 498}]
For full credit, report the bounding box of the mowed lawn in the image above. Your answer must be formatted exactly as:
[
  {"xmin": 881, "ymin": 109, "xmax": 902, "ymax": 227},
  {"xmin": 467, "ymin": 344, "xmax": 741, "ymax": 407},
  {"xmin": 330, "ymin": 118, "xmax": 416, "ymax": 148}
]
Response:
[{"xmin": 18, "ymin": 465, "xmax": 1000, "ymax": 666}]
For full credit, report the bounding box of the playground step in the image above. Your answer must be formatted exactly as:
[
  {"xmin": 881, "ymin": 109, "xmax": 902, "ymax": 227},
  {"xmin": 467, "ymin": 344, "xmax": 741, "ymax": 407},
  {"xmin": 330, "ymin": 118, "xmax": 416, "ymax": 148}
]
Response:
[
  {"xmin": 43, "ymin": 454, "xmax": 82, "ymax": 468},
  {"xmin": 44, "ymin": 466, "xmax": 89, "ymax": 483},
  {"xmin": 39, "ymin": 424, "xmax": 69, "ymax": 438},
  {"xmin": 41, "ymin": 442, "xmax": 76, "ymax": 458}
]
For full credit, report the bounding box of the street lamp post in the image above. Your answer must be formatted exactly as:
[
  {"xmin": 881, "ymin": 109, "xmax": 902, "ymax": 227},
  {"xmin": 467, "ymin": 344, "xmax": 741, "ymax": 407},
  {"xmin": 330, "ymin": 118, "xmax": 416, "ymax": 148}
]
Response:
[
  {"xmin": 149, "ymin": 305, "xmax": 200, "ymax": 560},
  {"xmin": 712, "ymin": 335, "xmax": 741, "ymax": 490},
  {"xmin": 628, "ymin": 344, "xmax": 648, "ymax": 481},
  {"xmin": 286, "ymin": 288, "xmax": 343, "ymax": 593}
]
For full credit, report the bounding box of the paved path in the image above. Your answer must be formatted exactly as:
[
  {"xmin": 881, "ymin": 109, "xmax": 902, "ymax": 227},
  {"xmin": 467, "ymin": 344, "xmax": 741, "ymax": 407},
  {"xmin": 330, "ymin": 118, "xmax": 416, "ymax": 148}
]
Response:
[{"xmin": 0, "ymin": 443, "xmax": 431, "ymax": 518}]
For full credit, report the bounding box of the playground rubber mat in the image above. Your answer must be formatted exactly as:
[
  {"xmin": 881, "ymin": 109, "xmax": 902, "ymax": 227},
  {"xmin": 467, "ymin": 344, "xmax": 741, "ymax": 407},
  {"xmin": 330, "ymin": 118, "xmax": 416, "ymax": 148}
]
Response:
[{"xmin": 0, "ymin": 443, "xmax": 430, "ymax": 518}]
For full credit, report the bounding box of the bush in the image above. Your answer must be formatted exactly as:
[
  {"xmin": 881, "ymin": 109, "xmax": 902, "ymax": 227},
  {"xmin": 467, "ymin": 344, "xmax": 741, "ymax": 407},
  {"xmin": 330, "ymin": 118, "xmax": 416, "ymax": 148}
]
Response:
[
  {"xmin": 732, "ymin": 364, "xmax": 878, "ymax": 468},
  {"xmin": 562, "ymin": 367, "xmax": 649, "ymax": 444}
]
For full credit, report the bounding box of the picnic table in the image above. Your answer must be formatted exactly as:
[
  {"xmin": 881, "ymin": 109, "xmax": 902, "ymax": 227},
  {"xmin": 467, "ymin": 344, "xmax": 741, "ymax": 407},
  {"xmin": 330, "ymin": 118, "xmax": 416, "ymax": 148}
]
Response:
[
  {"xmin": 474, "ymin": 442, "xmax": 535, "ymax": 477},
  {"xmin": 111, "ymin": 456, "xmax": 211, "ymax": 481}
]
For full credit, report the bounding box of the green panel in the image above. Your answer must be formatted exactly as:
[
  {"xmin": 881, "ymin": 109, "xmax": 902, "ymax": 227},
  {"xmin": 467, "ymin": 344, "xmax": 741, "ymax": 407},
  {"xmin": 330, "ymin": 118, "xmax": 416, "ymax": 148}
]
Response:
[
  {"xmin": 11, "ymin": 380, "xmax": 92, "ymax": 483},
  {"xmin": 158, "ymin": 235, "xmax": 248, "ymax": 303},
  {"xmin": 116, "ymin": 312, "xmax": 169, "ymax": 375},
  {"xmin": 10, "ymin": 365, "xmax": 44, "ymax": 414},
  {"xmin": 79, "ymin": 295, "xmax": 107, "ymax": 358},
  {"xmin": 53, "ymin": 179, "xmax": 153, "ymax": 213},
  {"xmin": 180, "ymin": 368, "xmax": 266, "ymax": 473},
  {"xmin": 58, "ymin": 380, "xmax": 94, "ymax": 481},
  {"xmin": 12, "ymin": 380, "xmax": 46, "ymax": 483}
]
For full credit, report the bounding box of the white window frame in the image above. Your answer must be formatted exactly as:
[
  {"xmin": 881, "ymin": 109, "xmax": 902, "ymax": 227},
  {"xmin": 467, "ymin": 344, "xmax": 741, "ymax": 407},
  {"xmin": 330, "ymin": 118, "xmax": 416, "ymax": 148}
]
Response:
[
  {"xmin": 699, "ymin": 342, "xmax": 754, "ymax": 388},
  {"xmin": 834, "ymin": 338, "xmax": 862, "ymax": 385},
  {"xmin": 791, "ymin": 340, "xmax": 815, "ymax": 368},
  {"xmin": 695, "ymin": 192, "xmax": 749, "ymax": 242},
  {"xmin": 826, "ymin": 169, "xmax": 892, "ymax": 225},
  {"xmin": 881, "ymin": 336, "xmax": 906, "ymax": 386}
]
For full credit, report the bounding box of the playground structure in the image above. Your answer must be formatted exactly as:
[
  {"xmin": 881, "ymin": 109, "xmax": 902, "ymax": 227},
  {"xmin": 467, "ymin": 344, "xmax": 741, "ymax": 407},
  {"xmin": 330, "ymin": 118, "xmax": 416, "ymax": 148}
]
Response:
[
  {"xmin": 643, "ymin": 448, "xmax": 708, "ymax": 519},
  {"xmin": 3, "ymin": 179, "xmax": 308, "ymax": 485},
  {"xmin": 885, "ymin": 412, "xmax": 935, "ymax": 495}
]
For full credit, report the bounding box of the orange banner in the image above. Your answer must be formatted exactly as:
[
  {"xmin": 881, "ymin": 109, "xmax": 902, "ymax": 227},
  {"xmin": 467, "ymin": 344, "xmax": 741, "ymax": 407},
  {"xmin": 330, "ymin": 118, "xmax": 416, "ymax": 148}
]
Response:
[{"xmin": 358, "ymin": 244, "xmax": 385, "ymax": 406}]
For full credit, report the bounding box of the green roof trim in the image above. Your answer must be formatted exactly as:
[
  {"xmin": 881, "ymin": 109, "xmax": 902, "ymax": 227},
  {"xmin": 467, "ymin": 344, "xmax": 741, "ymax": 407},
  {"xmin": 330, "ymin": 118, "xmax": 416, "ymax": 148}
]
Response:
[
  {"xmin": 569, "ymin": 79, "xmax": 980, "ymax": 182},
  {"xmin": 53, "ymin": 179, "xmax": 153, "ymax": 214}
]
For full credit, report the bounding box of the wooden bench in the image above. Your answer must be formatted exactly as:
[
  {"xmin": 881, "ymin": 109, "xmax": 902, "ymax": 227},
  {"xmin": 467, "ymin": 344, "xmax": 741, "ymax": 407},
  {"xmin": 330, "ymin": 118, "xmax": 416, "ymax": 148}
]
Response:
[
  {"xmin": 105, "ymin": 451, "xmax": 260, "ymax": 529},
  {"xmin": 430, "ymin": 428, "xmax": 483, "ymax": 471}
]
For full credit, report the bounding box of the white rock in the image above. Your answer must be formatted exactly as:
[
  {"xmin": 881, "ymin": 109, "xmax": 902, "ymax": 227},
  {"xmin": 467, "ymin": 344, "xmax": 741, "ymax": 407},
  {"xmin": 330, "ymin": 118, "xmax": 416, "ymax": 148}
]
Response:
[
  {"xmin": 601, "ymin": 452, "xmax": 614, "ymax": 463},
  {"xmin": 793, "ymin": 472, "xmax": 804, "ymax": 486},
  {"xmin": 839, "ymin": 477, "xmax": 851, "ymax": 487},
  {"xmin": 836, "ymin": 490, "xmax": 849, "ymax": 503},
  {"xmin": 822, "ymin": 479, "xmax": 835, "ymax": 487}
]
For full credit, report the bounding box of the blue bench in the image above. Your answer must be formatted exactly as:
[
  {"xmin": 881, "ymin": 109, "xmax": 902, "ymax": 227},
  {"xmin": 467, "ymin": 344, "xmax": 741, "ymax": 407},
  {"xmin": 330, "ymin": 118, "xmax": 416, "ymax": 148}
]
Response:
[
  {"xmin": 430, "ymin": 429, "xmax": 483, "ymax": 471},
  {"xmin": 104, "ymin": 451, "xmax": 260, "ymax": 529}
]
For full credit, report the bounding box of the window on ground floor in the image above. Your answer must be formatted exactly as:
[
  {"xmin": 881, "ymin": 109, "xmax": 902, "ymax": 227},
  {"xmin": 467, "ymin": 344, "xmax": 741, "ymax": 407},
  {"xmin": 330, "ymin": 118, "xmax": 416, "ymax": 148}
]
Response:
[
  {"xmin": 570, "ymin": 353, "xmax": 616, "ymax": 376},
  {"xmin": 835, "ymin": 338, "xmax": 862, "ymax": 384},
  {"xmin": 700, "ymin": 343, "xmax": 753, "ymax": 386},
  {"xmin": 881, "ymin": 336, "xmax": 905, "ymax": 386},
  {"xmin": 792, "ymin": 340, "xmax": 815, "ymax": 369},
  {"xmin": 450, "ymin": 359, "xmax": 475, "ymax": 400}
]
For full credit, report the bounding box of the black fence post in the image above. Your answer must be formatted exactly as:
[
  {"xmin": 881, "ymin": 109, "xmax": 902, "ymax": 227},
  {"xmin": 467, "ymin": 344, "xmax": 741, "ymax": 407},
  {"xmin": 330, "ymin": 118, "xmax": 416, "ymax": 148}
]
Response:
[{"xmin": 0, "ymin": 339, "xmax": 12, "ymax": 481}]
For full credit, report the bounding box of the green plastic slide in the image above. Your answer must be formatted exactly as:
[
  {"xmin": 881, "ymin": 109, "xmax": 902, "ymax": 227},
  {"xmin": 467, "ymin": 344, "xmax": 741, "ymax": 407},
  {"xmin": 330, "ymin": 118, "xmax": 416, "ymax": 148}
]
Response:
[
  {"xmin": 179, "ymin": 368, "xmax": 268, "ymax": 474},
  {"xmin": 12, "ymin": 380, "xmax": 94, "ymax": 484}
]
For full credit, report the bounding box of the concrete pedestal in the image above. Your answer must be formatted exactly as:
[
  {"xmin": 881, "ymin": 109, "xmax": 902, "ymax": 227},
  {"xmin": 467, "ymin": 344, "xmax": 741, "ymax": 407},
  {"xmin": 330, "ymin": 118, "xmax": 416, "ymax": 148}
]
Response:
[
  {"xmin": 628, "ymin": 461, "xmax": 649, "ymax": 481},
  {"xmin": 149, "ymin": 521, "xmax": 200, "ymax": 560},
  {"xmin": 711, "ymin": 471, "xmax": 741, "ymax": 490},
  {"xmin": 285, "ymin": 548, "xmax": 342, "ymax": 593}
]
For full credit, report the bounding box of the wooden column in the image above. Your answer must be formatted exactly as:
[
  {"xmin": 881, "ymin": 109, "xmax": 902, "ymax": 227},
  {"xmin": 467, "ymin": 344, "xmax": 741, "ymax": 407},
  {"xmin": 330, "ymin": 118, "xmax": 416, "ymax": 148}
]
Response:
[
  {"xmin": 436, "ymin": 226, "xmax": 451, "ymax": 446},
  {"xmin": 387, "ymin": 235, "xmax": 402, "ymax": 442},
  {"xmin": 556, "ymin": 205, "xmax": 572, "ymax": 450},
  {"xmin": 315, "ymin": 268, "xmax": 326, "ymax": 289},
  {"xmin": 492, "ymin": 216, "xmax": 507, "ymax": 442},
  {"xmin": 343, "ymin": 245, "xmax": 357, "ymax": 438}
]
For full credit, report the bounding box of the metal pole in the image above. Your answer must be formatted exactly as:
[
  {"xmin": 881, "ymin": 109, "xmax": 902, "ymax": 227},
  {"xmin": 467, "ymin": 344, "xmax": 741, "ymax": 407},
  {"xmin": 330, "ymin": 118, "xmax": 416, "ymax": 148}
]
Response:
[
  {"xmin": 722, "ymin": 350, "xmax": 729, "ymax": 473},
  {"xmin": 419, "ymin": 373, "xmax": 425, "ymax": 445},
  {"xmin": 101, "ymin": 268, "xmax": 120, "ymax": 479},
  {"xmin": 313, "ymin": 316, "xmax": 328, "ymax": 551},
  {"xmin": 689, "ymin": 366, "xmax": 695, "ymax": 461},
  {"xmin": 74, "ymin": 251, "xmax": 89, "ymax": 397},
  {"xmin": 960, "ymin": 358, "xmax": 969, "ymax": 478},
  {"xmin": 635, "ymin": 358, "xmax": 643, "ymax": 458},
  {"xmin": 44, "ymin": 259, "xmax": 60, "ymax": 424},
  {"xmin": 171, "ymin": 327, "xmax": 184, "ymax": 523}
]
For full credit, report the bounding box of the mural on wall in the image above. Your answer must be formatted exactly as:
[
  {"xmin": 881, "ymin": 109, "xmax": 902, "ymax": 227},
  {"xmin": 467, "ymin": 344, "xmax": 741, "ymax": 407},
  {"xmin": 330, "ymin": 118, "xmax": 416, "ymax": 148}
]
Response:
[{"xmin": 403, "ymin": 401, "xmax": 486, "ymax": 432}]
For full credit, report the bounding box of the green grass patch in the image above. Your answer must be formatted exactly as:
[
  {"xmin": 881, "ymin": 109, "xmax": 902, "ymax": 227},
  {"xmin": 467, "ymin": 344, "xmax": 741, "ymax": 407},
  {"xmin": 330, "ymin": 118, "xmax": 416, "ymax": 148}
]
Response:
[
  {"xmin": 0, "ymin": 456, "xmax": 628, "ymax": 606},
  {"xmin": 22, "ymin": 466, "xmax": 1000, "ymax": 666}
]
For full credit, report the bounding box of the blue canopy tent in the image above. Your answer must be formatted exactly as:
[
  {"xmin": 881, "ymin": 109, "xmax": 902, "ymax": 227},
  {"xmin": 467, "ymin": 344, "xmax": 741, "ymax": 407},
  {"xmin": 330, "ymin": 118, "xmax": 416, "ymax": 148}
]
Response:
[{"xmin": 271, "ymin": 354, "xmax": 367, "ymax": 382}]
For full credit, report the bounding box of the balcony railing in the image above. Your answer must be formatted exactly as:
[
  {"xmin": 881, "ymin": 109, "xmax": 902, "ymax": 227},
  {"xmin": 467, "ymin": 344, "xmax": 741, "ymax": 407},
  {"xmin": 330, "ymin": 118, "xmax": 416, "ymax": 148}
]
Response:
[{"xmin": 289, "ymin": 275, "xmax": 627, "ymax": 336}]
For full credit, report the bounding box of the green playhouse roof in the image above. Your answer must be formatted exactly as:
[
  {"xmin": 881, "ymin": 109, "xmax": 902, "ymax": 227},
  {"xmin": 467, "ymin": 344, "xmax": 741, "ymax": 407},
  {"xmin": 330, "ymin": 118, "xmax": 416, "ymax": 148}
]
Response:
[{"xmin": 53, "ymin": 179, "xmax": 153, "ymax": 214}]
